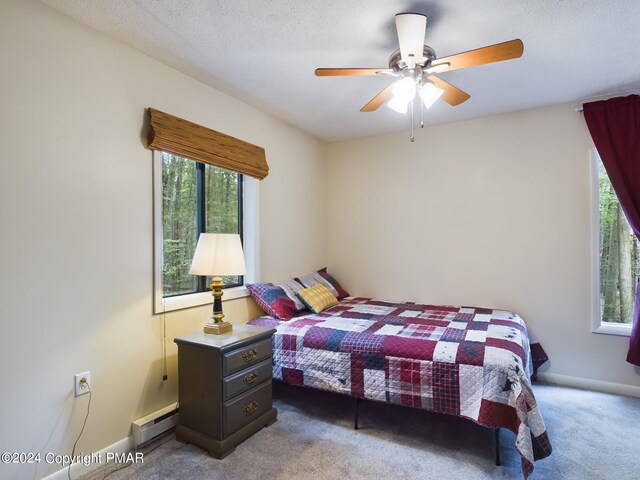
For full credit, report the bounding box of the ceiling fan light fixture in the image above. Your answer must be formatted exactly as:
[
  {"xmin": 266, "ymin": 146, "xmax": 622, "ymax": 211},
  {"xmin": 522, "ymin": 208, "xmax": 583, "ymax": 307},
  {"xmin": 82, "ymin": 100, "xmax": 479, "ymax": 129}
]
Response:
[
  {"xmin": 392, "ymin": 77, "xmax": 417, "ymax": 103},
  {"xmin": 419, "ymin": 81, "xmax": 444, "ymax": 109},
  {"xmin": 387, "ymin": 97, "xmax": 409, "ymax": 114}
]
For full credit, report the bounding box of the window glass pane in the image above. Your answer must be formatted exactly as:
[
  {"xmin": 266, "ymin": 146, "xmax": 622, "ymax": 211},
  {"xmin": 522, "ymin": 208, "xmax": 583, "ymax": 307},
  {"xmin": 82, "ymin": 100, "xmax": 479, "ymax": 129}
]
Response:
[
  {"xmin": 599, "ymin": 159, "xmax": 639, "ymax": 324},
  {"xmin": 162, "ymin": 153, "xmax": 198, "ymax": 296},
  {"xmin": 160, "ymin": 155, "xmax": 243, "ymax": 298},
  {"xmin": 204, "ymin": 164, "xmax": 242, "ymax": 287},
  {"xmin": 204, "ymin": 164, "xmax": 240, "ymax": 233}
]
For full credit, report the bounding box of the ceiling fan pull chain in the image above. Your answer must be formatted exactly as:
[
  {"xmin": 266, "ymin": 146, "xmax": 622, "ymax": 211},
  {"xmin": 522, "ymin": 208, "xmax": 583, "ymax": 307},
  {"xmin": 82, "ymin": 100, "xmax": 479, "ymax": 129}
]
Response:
[
  {"xmin": 420, "ymin": 98, "xmax": 425, "ymax": 128},
  {"xmin": 410, "ymin": 99, "xmax": 415, "ymax": 142}
]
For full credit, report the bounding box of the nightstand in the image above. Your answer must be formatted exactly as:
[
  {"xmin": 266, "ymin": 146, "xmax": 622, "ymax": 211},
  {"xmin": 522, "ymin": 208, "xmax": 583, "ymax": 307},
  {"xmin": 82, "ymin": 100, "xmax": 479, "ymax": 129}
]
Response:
[{"xmin": 174, "ymin": 323, "xmax": 277, "ymax": 458}]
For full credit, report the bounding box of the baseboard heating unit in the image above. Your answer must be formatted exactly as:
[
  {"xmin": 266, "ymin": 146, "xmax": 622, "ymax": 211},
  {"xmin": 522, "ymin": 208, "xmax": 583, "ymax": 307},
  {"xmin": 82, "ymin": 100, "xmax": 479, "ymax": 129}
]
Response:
[{"xmin": 132, "ymin": 402, "xmax": 179, "ymax": 448}]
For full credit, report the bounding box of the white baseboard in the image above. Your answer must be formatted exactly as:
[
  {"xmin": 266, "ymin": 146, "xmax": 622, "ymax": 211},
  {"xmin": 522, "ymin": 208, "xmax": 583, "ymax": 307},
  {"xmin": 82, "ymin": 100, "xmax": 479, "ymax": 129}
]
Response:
[
  {"xmin": 41, "ymin": 436, "xmax": 132, "ymax": 480},
  {"xmin": 537, "ymin": 372, "xmax": 640, "ymax": 398}
]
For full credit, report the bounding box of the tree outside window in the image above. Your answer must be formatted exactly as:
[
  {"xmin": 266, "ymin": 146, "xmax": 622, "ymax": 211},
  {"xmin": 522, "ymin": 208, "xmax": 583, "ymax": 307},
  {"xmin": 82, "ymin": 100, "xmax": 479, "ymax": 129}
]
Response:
[
  {"xmin": 599, "ymin": 158, "xmax": 639, "ymax": 324},
  {"xmin": 161, "ymin": 152, "xmax": 242, "ymax": 298}
]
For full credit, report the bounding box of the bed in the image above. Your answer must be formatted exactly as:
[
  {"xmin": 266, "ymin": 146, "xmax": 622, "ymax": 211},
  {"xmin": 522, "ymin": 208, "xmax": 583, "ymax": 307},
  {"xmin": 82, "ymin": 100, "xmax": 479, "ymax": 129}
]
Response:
[{"xmin": 248, "ymin": 295, "xmax": 552, "ymax": 478}]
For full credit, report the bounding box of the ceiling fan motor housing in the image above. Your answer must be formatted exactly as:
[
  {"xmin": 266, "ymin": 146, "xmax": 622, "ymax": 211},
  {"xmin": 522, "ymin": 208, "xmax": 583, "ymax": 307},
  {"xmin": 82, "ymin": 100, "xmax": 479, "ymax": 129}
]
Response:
[{"xmin": 388, "ymin": 45, "xmax": 437, "ymax": 72}]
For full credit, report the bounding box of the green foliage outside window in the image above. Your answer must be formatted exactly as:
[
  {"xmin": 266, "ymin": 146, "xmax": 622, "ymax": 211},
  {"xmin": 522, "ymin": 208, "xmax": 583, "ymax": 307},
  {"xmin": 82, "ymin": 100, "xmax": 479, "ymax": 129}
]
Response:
[
  {"xmin": 599, "ymin": 160, "xmax": 639, "ymax": 323},
  {"xmin": 161, "ymin": 152, "xmax": 241, "ymax": 297}
]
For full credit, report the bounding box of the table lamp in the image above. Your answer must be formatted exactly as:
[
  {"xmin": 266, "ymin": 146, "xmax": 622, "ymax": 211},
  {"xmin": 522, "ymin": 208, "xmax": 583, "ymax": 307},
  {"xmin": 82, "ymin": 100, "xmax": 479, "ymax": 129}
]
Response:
[{"xmin": 189, "ymin": 233, "xmax": 247, "ymax": 334}]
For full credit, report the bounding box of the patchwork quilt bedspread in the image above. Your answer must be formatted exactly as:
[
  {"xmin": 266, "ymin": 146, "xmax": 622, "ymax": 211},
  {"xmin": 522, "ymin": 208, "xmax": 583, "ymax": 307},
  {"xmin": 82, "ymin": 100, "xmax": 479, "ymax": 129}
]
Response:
[{"xmin": 248, "ymin": 296, "xmax": 552, "ymax": 478}]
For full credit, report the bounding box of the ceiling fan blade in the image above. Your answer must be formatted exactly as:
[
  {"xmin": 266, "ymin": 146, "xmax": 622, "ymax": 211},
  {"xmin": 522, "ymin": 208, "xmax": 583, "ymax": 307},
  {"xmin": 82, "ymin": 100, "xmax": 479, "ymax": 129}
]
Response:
[
  {"xmin": 428, "ymin": 75, "xmax": 470, "ymax": 106},
  {"xmin": 395, "ymin": 13, "xmax": 427, "ymax": 63},
  {"xmin": 360, "ymin": 83, "xmax": 395, "ymax": 112},
  {"xmin": 315, "ymin": 68, "xmax": 394, "ymax": 76},
  {"xmin": 430, "ymin": 39, "xmax": 524, "ymax": 73}
]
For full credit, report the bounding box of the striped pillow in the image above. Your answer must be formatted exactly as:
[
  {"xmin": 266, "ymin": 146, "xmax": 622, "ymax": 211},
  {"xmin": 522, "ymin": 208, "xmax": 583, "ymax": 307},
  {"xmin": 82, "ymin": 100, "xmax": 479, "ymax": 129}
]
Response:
[
  {"xmin": 296, "ymin": 284, "xmax": 339, "ymax": 314},
  {"xmin": 277, "ymin": 278, "xmax": 307, "ymax": 313},
  {"xmin": 297, "ymin": 268, "xmax": 349, "ymax": 300}
]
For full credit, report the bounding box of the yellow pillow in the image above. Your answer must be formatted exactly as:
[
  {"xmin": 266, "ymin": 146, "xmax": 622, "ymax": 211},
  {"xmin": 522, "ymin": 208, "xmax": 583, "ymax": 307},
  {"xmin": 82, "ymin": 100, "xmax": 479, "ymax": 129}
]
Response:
[{"xmin": 297, "ymin": 284, "xmax": 339, "ymax": 313}]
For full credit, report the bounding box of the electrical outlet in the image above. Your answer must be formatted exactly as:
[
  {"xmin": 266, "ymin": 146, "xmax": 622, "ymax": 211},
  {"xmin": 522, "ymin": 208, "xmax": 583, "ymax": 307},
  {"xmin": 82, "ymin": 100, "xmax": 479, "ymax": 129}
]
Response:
[{"xmin": 74, "ymin": 371, "xmax": 91, "ymax": 396}]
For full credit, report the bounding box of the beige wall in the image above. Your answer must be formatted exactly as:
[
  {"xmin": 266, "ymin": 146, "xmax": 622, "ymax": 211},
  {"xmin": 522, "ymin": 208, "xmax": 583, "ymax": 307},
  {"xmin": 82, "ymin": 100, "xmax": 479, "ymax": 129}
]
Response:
[
  {"xmin": 0, "ymin": 1, "xmax": 325, "ymax": 478},
  {"xmin": 326, "ymin": 104, "xmax": 640, "ymax": 390}
]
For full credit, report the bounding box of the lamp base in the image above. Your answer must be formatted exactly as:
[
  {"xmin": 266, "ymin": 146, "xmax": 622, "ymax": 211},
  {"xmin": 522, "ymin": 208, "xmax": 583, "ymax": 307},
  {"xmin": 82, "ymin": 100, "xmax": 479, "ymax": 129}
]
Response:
[{"xmin": 204, "ymin": 321, "xmax": 233, "ymax": 335}]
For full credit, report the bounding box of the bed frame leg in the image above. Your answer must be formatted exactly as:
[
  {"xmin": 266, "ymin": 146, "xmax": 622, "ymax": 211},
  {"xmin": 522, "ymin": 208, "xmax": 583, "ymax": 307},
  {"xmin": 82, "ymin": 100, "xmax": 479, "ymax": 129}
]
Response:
[
  {"xmin": 354, "ymin": 397, "xmax": 360, "ymax": 430},
  {"xmin": 494, "ymin": 428, "xmax": 501, "ymax": 466}
]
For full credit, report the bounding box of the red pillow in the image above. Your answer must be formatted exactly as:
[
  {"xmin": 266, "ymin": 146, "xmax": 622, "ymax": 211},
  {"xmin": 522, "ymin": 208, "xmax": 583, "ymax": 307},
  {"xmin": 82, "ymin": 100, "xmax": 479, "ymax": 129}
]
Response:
[
  {"xmin": 246, "ymin": 283, "xmax": 297, "ymax": 320},
  {"xmin": 316, "ymin": 268, "xmax": 350, "ymax": 300}
]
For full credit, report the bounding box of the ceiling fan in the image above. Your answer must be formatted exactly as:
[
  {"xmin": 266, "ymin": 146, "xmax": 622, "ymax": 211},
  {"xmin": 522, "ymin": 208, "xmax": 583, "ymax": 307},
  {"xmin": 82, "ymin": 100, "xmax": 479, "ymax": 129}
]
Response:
[{"xmin": 315, "ymin": 13, "xmax": 524, "ymax": 116}]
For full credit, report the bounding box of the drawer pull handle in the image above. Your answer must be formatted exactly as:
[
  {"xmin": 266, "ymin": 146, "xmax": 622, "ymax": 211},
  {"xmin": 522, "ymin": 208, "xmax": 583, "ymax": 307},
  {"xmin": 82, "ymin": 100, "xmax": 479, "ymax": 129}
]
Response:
[
  {"xmin": 242, "ymin": 349, "xmax": 258, "ymax": 361},
  {"xmin": 243, "ymin": 371, "xmax": 259, "ymax": 384},
  {"xmin": 243, "ymin": 401, "xmax": 258, "ymax": 415}
]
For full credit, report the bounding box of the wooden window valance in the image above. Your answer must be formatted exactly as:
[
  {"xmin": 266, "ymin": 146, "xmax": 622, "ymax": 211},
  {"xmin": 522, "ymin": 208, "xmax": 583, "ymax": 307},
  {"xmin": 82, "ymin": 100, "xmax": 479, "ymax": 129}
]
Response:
[{"xmin": 146, "ymin": 108, "xmax": 269, "ymax": 180}]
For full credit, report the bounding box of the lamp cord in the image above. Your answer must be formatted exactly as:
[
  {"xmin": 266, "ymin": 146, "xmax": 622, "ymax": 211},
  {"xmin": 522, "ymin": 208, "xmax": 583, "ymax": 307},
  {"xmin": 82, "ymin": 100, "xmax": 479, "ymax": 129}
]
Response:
[
  {"xmin": 162, "ymin": 300, "xmax": 168, "ymax": 381},
  {"xmin": 68, "ymin": 386, "xmax": 92, "ymax": 480}
]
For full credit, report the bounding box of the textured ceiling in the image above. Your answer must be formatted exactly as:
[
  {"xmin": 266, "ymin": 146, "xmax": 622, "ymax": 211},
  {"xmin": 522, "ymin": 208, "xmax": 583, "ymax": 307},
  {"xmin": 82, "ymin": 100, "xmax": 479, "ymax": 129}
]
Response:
[{"xmin": 43, "ymin": 0, "xmax": 640, "ymax": 142}]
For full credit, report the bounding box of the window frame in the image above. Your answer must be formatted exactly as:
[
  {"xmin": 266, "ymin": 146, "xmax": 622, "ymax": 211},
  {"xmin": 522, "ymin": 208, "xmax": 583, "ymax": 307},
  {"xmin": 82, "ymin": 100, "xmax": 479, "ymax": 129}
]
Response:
[
  {"xmin": 152, "ymin": 150, "xmax": 259, "ymax": 314},
  {"xmin": 590, "ymin": 148, "xmax": 632, "ymax": 336}
]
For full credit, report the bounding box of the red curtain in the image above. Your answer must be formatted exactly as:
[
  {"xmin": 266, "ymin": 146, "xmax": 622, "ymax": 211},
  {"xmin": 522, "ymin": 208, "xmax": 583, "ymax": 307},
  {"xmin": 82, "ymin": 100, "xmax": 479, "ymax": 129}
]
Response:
[{"xmin": 584, "ymin": 95, "xmax": 640, "ymax": 365}]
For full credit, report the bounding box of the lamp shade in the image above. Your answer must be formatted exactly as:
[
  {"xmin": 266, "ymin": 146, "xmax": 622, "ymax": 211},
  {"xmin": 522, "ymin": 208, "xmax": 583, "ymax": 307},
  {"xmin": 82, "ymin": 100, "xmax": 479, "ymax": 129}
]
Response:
[
  {"xmin": 387, "ymin": 97, "xmax": 409, "ymax": 114},
  {"xmin": 392, "ymin": 77, "xmax": 417, "ymax": 103},
  {"xmin": 419, "ymin": 81, "xmax": 444, "ymax": 109},
  {"xmin": 189, "ymin": 233, "xmax": 247, "ymax": 276},
  {"xmin": 388, "ymin": 77, "xmax": 416, "ymax": 113}
]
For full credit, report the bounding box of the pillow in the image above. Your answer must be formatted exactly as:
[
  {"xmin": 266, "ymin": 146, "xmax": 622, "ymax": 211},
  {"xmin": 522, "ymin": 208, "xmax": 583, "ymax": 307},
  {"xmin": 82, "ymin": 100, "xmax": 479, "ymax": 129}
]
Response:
[
  {"xmin": 246, "ymin": 283, "xmax": 298, "ymax": 320},
  {"xmin": 317, "ymin": 267, "xmax": 350, "ymax": 299},
  {"xmin": 277, "ymin": 278, "xmax": 307, "ymax": 313},
  {"xmin": 296, "ymin": 284, "xmax": 339, "ymax": 314},
  {"xmin": 297, "ymin": 268, "xmax": 350, "ymax": 300}
]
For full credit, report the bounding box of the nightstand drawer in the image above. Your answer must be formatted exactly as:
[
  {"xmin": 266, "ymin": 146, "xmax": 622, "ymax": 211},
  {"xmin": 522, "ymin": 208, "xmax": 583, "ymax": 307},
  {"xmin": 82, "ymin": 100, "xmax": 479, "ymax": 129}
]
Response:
[
  {"xmin": 223, "ymin": 359, "xmax": 272, "ymax": 401},
  {"xmin": 223, "ymin": 381, "xmax": 272, "ymax": 437},
  {"xmin": 223, "ymin": 338, "xmax": 272, "ymax": 375}
]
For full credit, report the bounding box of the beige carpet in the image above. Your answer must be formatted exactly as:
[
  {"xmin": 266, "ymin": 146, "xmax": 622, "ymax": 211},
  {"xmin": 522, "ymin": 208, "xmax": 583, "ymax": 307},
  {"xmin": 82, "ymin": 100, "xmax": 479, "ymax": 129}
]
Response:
[{"xmin": 78, "ymin": 381, "xmax": 640, "ymax": 480}]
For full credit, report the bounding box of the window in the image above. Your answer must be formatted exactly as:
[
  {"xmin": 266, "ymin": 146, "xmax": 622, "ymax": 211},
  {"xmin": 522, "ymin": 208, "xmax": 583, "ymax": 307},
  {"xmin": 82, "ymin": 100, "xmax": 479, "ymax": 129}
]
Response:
[
  {"xmin": 592, "ymin": 150, "xmax": 638, "ymax": 335},
  {"xmin": 153, "ymin": 151, "xmax": 259, "ymax": 313}
]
